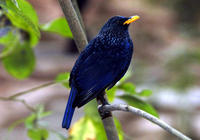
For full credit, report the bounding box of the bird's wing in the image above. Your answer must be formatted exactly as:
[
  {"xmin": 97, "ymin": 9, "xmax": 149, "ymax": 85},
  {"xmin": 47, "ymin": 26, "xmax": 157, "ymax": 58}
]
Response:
[
  {"xmin": 73, "ymin": 50, "xmax": 122, "ymax": 107},
  {"xmin": 69, "ymin": 40, "xmax": 95, "ymax": 87}
]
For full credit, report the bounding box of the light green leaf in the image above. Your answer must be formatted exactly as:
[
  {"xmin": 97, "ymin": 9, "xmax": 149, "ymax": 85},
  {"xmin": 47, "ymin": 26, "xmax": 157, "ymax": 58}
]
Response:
[
  {"xmin": 36, "ymin": 105, "xmax": 52, "ymax": 119},
  {"xmin": 118, "ymin": 94, "xmax": 159, "ymax": 118},
  {"xmin": 84, "ymin": 100, "xmax": 99, "ymax": 118},
  {"xmin": 69, "ymin": 117, "xmax": 96, "ymax": 140},
  {"xmin": 55, "ymin": 72, "xmax": 70, "ymax": 88},
  {"xmin": 5, "ymin": 0, "xmax": 40, "ymax": 46},
  {"xmin": 84, "ymin": 100, "xmax": 107, "ymax": 140},
  {"xmin": 119, "ymin": 82, "xmax": 136, "ymax": 94},
  {"xmin": 0, "ymin": 30, "xmax": 17, "ymax": 46},
  {"xmin": 0, "ymin": 31, "xmax": 19, "ymax": 60},
  {"xmin": 38, "ymin": 111, "xmax": 52, "ymax": 119},
  {"xmin": 106, "ymin": 86, "xmax": 117, "ymax": 102},
  {"xmin": 114, "ymin": 117, "xmax": 124, "ymax": 140},
  {"xmin": 138, "ymin": 89, "xmax": 152, "ymax": 97},
  {"xmin": 92, "ymin": 119, "xmax": 107, "ymax": 140},
  {"xmin": 40, "ymin": 17, "xmax": 73, "ymax": 38},
  {"xmin": 118, "ymin": 70, "xmax": 132, "ymax": 84},
  {"xmin": 2, "ymin": 41, "xmax": 35, "ymax": 79},
  {"xmin": 25, "ymin": 114, "xmax": 37, "ymax": 129},
  {"xmin": 55, "ymin": 72, "xmax": 70, "ymax": 82},
  {"xmin": 15, "ymin": 0, "xmax": 38, "ymax": 25},
  {"xmin": 27, "ymin": 128, "xmax": 48, "ymax": 140}
]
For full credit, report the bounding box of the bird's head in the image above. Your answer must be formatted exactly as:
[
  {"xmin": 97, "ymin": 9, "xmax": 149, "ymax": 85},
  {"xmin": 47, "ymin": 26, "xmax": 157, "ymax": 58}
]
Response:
[{"xmin": 99, "ymin": 15, "xmax": 140, "ymax": 36}]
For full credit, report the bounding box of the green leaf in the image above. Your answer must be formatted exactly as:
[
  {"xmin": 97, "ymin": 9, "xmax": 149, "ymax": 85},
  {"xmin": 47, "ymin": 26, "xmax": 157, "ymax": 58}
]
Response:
[
  {"xmin": 36, "ymin": 105, "xmax": 52, "ymax": 119},
  {"xmin": 25, "ymin": 114, "xmax": 37, "ymax": 129},
  {"xmin": 55, "ymin": 72, "xmax": 70, "ymax": 88},
  {"xmin": 118, "ymin": 82, "xmax": 136, "ymax": 94},
  {"xmin": 84, "ymin": 100, "xmax": 99, "ymax": 119},
  {"xmin": 0, "ymin": 31, "xmax": 19, "ymax": 60},
  {"xmin": 2, "ymin": 41, "xmax": 35, "ymax": 79},
  {"xmin": 55, "ymin": 72, "xmax": 70, "ymax": 82},
  {"xmin": 40, "ymin": 17, "xmax": 73, "ymax": 38},
  {"xmin": 118, "ymin": 70, "xmax": 132, "ymax": 84},
  {"xmin": 106, "ymin": 86, "xmax": 117, "ymax": 102},
  {"xmin": 27, "ymin": 128, "xmax": 48, "ymax": 140},
  {"xmin": 15, "ymin": 0, "xmax": 38, "ymax": 25},
  {"xmin": 4, "ymin": 0, "xmax": 40, "ymax": 46},
  {"xmin": 118, "ymin": 94, "xmax": 159, "ymax": 118},
  {"xmin": 138, "ymin": 89, "xmax": 152, "ymax": 97},
  {"xmin": 69, "ymin": 117, "xmax": 96, "ymax": 140},
  {"xmin": 92, "ymin": 119, "xmax": 107, "ymax": 140},
  {"xmin": 114, "ymin": 117, "xmax": 124, "ymax": 140},
  {"xmin": 38, "ymin": 111, "xmax": 52, "ymax": 119},
  {"xmin": 0, "ymin": 30, "xmax": 17, "ymax": 46}
]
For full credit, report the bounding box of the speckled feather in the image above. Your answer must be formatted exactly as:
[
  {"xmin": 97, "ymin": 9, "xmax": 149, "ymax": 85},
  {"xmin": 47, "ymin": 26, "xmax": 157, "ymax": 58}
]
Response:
[{"xmin": 62, "ymin": 16, "xmax": 134, "ymax": 129}]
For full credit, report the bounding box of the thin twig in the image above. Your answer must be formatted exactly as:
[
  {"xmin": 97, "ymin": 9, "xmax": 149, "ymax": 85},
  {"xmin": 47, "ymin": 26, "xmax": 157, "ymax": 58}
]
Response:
[
  {"xmin": 0, "ymin": 97, "xmax": 36, "ymax": 112},
  {"xmin": 100, "ymin": 104, "xmax": 192, "ymax": 140},
  {"xmin": 0, "ymin": 81, "xmax": 56, "ymax": 112},
  {"xmin": 14, "ymin": 99, "xmax": 36, "ymax": 112},
  {"xmin": 8, "ymin": 81, "xmax": 55, "ymax": 99}
]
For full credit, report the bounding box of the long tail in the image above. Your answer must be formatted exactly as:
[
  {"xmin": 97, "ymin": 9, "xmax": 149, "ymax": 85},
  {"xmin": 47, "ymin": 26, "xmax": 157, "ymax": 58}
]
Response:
[{"xmin": 62, "ymin": 86, "xmax": 77, "ymax": 129}]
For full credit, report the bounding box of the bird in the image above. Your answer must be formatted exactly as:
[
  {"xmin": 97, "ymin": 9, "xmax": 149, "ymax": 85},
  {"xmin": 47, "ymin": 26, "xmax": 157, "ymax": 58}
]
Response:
[{"xmin": 62, "ymin": 15, "xmax": 140, "ymax": 129}]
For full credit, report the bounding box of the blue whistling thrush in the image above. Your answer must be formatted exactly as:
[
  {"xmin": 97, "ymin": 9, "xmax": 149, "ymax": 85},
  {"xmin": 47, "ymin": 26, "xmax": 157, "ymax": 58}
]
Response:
[{"xmin": 62, "ymin": 15, "xmax": 140, "ymax": 129}]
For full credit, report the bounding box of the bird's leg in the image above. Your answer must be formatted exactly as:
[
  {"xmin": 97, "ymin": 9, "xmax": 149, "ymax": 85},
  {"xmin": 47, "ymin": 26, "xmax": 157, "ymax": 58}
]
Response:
[
  {"xmin": 97, "ymin": 92, "xmax": 112, "ymax": 119},
  {"xmin": 97, "ymin": 93, "xmax": 109, "ymax": 105}
]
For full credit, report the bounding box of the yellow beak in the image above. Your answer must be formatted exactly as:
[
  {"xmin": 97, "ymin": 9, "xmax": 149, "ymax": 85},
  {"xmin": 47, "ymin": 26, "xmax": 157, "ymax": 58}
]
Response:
[{"xmin": 123, "ymin": 15, "xmax": 140, "ymax": 25}]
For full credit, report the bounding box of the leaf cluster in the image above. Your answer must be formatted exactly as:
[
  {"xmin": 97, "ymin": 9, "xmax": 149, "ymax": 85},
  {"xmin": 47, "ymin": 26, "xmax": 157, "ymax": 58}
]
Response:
[{"xmin": 0, "ymin": 0, "xmax": 72, "ymax": 79}]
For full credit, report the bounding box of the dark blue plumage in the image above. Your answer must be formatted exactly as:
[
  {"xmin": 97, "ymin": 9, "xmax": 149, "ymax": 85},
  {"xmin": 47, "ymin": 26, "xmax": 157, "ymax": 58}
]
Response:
[{"xmin": 62, "ymin": 15, "xmax": 139, "ymax": 129}]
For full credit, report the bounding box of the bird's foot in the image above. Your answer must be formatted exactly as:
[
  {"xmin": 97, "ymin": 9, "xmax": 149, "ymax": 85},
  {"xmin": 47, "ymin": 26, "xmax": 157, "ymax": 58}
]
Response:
[{"xmin": 98, "ymin": 104, "xmax": 112, "ymax": 119}]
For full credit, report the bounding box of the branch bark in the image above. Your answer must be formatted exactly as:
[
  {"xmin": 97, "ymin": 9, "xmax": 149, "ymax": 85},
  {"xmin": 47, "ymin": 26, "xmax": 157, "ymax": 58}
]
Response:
[
  {"xmin": 57, "ymin": 0, "xmax": 119, "ymax": 140},
  {"xmin": 99, "ymin": 104, "xmax": 192, "ymax": 140},
  {"xmin": 71, "ymin": 0, "xmax": 86, "ymax": 33},
  {"xmin": 57, "ymin": 0, "xmax": 87, "ymax": 52}
]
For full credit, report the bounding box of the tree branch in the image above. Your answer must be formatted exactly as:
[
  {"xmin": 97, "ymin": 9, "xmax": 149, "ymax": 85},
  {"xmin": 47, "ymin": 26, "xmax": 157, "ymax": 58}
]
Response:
[
  {"xmin": 71, "ymin": 0, "xmax": 86, "ymax": 33},
  {"xmin": 0, "ymin": 96, "xmax": 36, "ymax": 112},
  {"xmin": 8, "ymin": 81, "xmax": 55, "ymax": 99},
  {"xmin": 99, "ymin": 104, "xmax": 192, "ymax": 140},
  {"xmin": 0, "ymin": 81, "xmax": 57, "ymax": 112},
  {"xmin": 57, "ymin": 0, "xmax": 88, "ymax": 52},
  {"xmin": 57, "ymin": 0, "xmax": 119, "ymax": 139}
]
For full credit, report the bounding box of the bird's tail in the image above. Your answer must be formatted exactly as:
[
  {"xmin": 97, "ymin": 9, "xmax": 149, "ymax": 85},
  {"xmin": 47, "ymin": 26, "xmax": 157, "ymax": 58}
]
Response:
[{"xmin": 62, "ymin": 86, "xmax": 77, "ymax": 129}]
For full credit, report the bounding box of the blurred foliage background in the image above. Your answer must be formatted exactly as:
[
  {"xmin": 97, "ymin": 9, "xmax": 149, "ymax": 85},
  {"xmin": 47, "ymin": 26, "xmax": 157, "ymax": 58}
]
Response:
[{"xmin": 0, "ymin": 0, "xmax": 199, "ymax": 140}]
